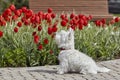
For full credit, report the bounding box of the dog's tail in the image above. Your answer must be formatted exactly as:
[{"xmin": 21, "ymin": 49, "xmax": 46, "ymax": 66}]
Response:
[{"xmin": 97, "ymin": 67, "xmax": 110, "ymax": 72}]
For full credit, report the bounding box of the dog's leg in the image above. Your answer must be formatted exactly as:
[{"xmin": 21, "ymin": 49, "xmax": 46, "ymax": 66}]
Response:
[
  {"xmin": 79, "ymin": 65, "xmax": 88, "ymax": 75},
  {"xmin": 57, "ymin": 67, "xmax": 65, "ymax": 74},
  {"xmin": 79, "ymin": 68, "xmax": 87, "ymax": 75},
  {"xmin": 57, "ymin": 61, "xmax": 68, "ymax": 74}
]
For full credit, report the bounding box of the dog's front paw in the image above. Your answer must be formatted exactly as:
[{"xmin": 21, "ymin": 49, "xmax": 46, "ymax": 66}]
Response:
[
  {"xmin": 80, "ymin": 70, "xmax": 86, "ymax": 75},
  {"xmin": 57, "ymin": 71, "xmax": 64, "ymax": 74}
]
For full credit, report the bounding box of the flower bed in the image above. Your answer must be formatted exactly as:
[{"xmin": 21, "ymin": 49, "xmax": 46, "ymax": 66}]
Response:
[{"xmin": 0, "ymin": 5, "xmax": 120, "ymax": 67}]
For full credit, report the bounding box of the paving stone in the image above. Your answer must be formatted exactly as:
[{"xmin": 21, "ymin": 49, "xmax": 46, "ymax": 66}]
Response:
[
  {"xmin": 0, "ymin": 59, "xmax": 120, "ymax": 80},
  {"xmin": 28, "ymin": 72, "xmax": 46, "ymax": 80}
]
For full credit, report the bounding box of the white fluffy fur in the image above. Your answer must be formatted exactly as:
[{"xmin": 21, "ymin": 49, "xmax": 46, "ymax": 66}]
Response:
[{"xmin": 55, "ymin": 28, "xmax": 110, "ymax": 74}]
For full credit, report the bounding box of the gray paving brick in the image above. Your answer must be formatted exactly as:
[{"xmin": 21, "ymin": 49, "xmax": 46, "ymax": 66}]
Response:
[{"xmin": 0, "ymin": 59, "xmax": 120, "ymax": 80}]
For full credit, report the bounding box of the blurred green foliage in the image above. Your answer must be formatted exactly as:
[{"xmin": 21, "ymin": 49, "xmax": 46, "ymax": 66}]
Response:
[
  {"xmin": 0, "ymin": 0, "xmax": 29, "ymax": 14},
  {"xmin": 0, "ymin": 48, "xmax": 26, "ymax": 67}
]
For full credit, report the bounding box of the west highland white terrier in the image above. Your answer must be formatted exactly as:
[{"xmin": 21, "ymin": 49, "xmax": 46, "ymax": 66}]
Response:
[{"xmin": 54, "ymin": 28, "xmax": 110, "ymax": 74}]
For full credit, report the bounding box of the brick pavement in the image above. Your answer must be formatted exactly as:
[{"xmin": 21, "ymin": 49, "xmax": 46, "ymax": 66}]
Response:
[{"xmin": 0, "ymin": 59, "xmax": 120, "ymax": 80}]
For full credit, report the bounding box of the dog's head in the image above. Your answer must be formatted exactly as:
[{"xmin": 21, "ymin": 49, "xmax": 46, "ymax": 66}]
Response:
[{"xmin": 54, "ymin": 28, "xmax": 74, "ymax": 50}]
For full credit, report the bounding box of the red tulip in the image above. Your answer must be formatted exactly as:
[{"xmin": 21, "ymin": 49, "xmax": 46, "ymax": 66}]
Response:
[
  {"xmin": 34, "ymin": 35, "xmax": 39, "ymax": 44},
  {"xmin": 52, "ymin": 24, "xmax": 58, "ymax": 32},
  {"xmin": 4, "ymin": 16, "xmax": 10, "ymax": 22},
  {"xmin": 21, "ymin": 17, "xmax": 26, "ymax": 22},
  {"xmin": 38, "ymin": 25, "xmax": 42, "ymax": 31},
  {"xmin": 38, "ymin": 11, "xmax": 43, "ymax": 16},
  {"xmin": 48, "ymin": 27, "xmax": 53, "ymax": 35},
  {"xmin": 83, "ymin": 20, "xmax": 88, "ymax": 26},
  {"xmin": 0, "ymin": 20, "xmax": 6, "ymax": 26},
  {"xmin": 21, "ymin": 7, "xmax": 27, "ymax": 13},
  {"xmin": 70, "ymin": 13, "xmax": 75, "ymax": 19},
  {"xmin": 78, "ymin": 19, "xmax": 84, "ymax": 25},
  {"xmin": 88, "ymin": 15, "xmax": 92, "ymax": 20},
  {"xmin": 109, "ymin": 19, "xmax": 115, "ymax": 25},
  {"xmin": 14, "ymin": 27, "xmax": 18, "ymax": 33},
  {"xmin": 72, "ymin": 19, "xmax": 78, "ymax": 25},
  {"xmin": 45, "ymin": 13, "xmax": 52, "ymax": 24},
  {"xmin": 25, "ymin": 9, "xmax": 33, "ymax": 19},
  {"xmin": 48, "ymin": 8, "xmax": 53, "ymax": 13},
  {"xmin": 78, "ymin": 24, "xmax": 83, "ymax": 30},
  {"xmin": 0, "ymin": 31, "xmax": 3, "ymax": 38},
  {"xmin": 51, "ymin": 13, "xmax": 56, "ymax": 18},
  {"xmin": 12, "ymin": 15, "xmax": 18, "ymax": 21},
  {"xmin": 24, "ymin": 19, "xmax": 29, "ymax": 26},
  {"xmin": 38, "ymin": 44, "xmax": 43, "ymax": 50},
  {"xmin": 42, "ymin": 13, "xmax": 45, "ymax": 20},
  {"xmin": 64, "ymin": 18, "xmax": 68, "ymax": 23},
  {"xmin": 30, "ymin": 16, "xmax": 35, "ymax": 24},
  {"xmin": 115, "ymin": 17, "xmax": 120, "ymax": 22},
  {"xmin": 4, "ymin": 9, "xmax": 12, "ymax": 16},
  {"xmin": 32, "ymin": 32, "xmax": 37, "ymax": 36},
  {"xmin": 78, "ymin": 14, "xmax": 84, "ymax": 19},
  {"xmin": 35, "ymin": 15, "xmax": 40, "ymax": 22},
  {"xmin": 61, "ymin": 20, "xmax": 67, "ymax": 27},
  {"xmin": 17, "ymin": 22, "xmax": 22, "ymax": 27},
  {"xmin": 14, "ymin": 10, "xmax": 21, "ymax": 17},
  {"xmin": 70, "ymin": 20, "xmax": 73, "ymax": 25},
  {"xmin": 44, "ymin": 38, "xmax": 49, "ymax": 44},
  {"xmin": 75, "ymin": 16, "xmax": 79, "ymax": 20},
  {"xmin": 101, "ymin": 19, "xmax": 106, "ymax": 25},
  {"xmin": 52, "ymin": 26, "xmax": 57, "ymax": 32},
  {"xmin": 18, "ymin": 9, "xmax": 22, "ymax": 13},
  {"xmin": 45, "ymin": 13, "xmax": 51, "ymax": 21},
  {"xmin": 95, "ymin": 20, "xmax": 103, "ymax": 27},
  {"xmin": 60, "ymin": 14, "xmax": 66, "ymax": 20},
  {"xmin": 0, "ymin": 16, "xmax": 3, "ymax": 21},
  {"xmin": 82, "ymin": 15, "xmax": 87, "ymax": 21},
  {"xmin": 9, "ymin": 4, "xmax": 16, "ymax": 11}
]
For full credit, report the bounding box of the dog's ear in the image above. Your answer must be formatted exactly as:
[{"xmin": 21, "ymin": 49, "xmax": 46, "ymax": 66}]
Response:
[
  {"xmin": 68, "ymin": 28, "xmax": 74, "ymax": 35},
  {"xmin": 68, "ymin": 28, "xmax": 73, "ymax": 33},
  {"xmin": 68, "ymin": 28, "xmax": 74, "ymax": 39}
]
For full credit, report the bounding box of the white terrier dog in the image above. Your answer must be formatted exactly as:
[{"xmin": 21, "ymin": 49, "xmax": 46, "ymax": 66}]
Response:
[{"xmin": 54, "ymin": 28, "xmax": 110, "ymax": 74}]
